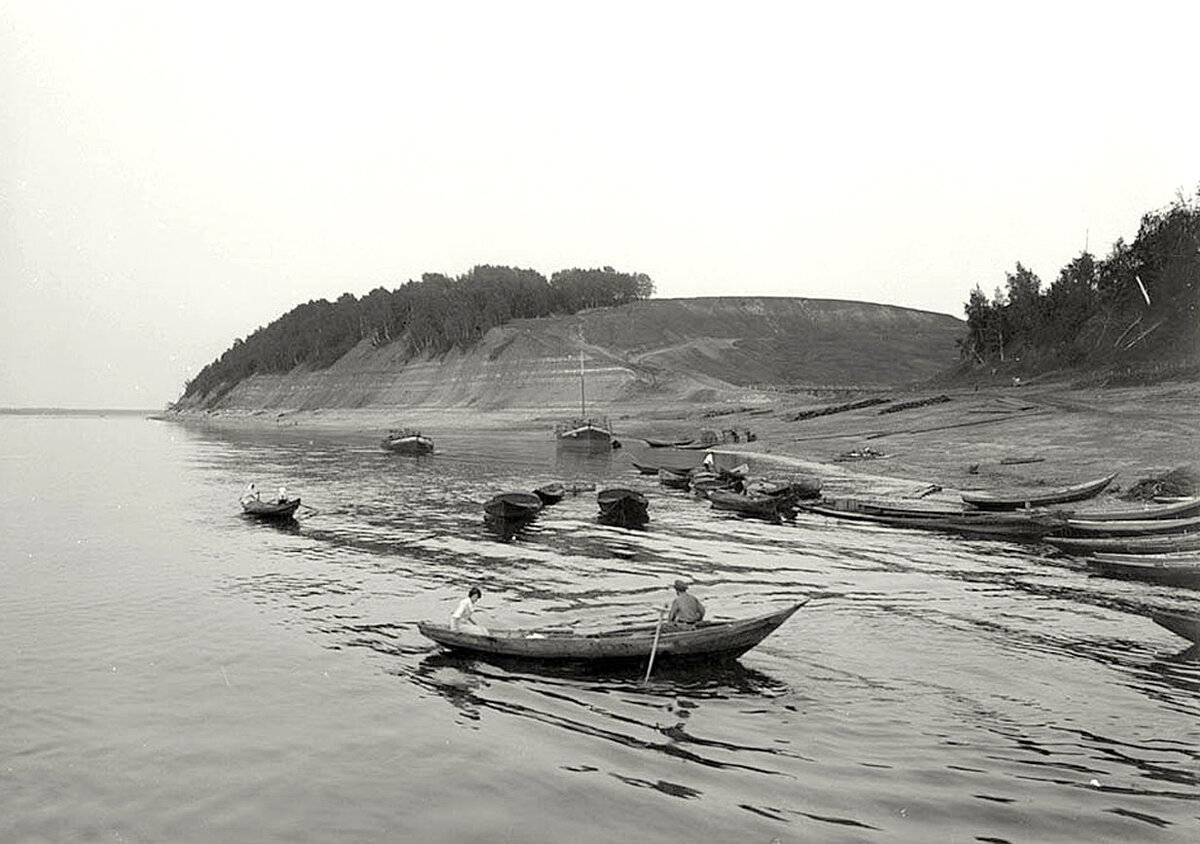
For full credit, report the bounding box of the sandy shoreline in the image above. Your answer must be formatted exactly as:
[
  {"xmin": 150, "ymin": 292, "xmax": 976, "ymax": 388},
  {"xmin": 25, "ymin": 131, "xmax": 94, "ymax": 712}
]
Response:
[{"xmin": 162, "ymin": 380, "xmax": 1200, "ymax": 501}]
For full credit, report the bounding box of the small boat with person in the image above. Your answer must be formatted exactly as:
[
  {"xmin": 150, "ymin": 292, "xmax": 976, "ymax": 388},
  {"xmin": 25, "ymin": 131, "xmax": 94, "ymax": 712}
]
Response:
[
  {"xmin": 417, "ymin": 601, "xmax": 808, "ymax": 663},
  {"xmin": 381, "ymin": 428, "xmax": 434, "ymax": 455},
  {"xmin": 962, "ymin": 472, "xmax": 1117, "ymax": 511},
  {"xmin": 242, "ymin": 495, "xmax": 302, "ymax": 520}
]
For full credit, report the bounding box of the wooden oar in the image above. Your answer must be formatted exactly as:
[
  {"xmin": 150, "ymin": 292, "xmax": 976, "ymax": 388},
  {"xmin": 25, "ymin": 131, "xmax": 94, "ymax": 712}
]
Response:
[{"xmin": 643, "ymin": 606, "xmax": 667, "ymax": 683}]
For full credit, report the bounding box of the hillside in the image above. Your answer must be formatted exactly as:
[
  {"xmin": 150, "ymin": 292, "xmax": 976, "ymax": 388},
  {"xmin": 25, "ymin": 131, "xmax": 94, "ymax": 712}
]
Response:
[{"xmin": 173, "ymin": 297, "xmax": 964, "ymax": 414}]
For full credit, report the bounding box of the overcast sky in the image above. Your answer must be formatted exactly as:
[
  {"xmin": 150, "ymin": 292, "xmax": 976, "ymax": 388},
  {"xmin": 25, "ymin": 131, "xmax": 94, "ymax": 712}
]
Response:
[{"xmin": 2, "ymin": 1, "xmax": 1197, "ymax": 408}]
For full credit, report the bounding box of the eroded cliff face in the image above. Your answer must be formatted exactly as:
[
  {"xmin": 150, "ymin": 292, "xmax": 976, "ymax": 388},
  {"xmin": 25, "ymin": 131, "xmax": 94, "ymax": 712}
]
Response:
[{"xmin": 174, "ymin": 297, "xmax": 964, "ymax": 413}]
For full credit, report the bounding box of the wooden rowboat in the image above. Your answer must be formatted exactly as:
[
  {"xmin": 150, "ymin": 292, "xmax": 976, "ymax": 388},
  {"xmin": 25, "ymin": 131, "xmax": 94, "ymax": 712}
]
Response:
[
  {"xmin": 1150, "ymin": 610, "xmax": 1200, "ymax": 645},
  {"xmin": 534, "ymin": 483, "xmax": 566, "ymax": 505},
  {"xmin": 242, "ymin": 497, "xmax": 302, "ymax": 520},
  {"xmin": 962, "ymin": 473, "xmax": 1117, "ymax": 511},
  {"xmin": 597, "ymin": 487, "xmax": 650, "ymax": 527},
  {"xmin": 1046, "ymin": 532, "xmax": 1200, "ymax": 556},
  {"xmin": 1087, "ymin": 553, "xmax": 1200, "ymax": 588},
  {"xmin": 484, "ymin": 491, "xmax": 543, "ymax": 521},
  {"xmin": 803, "ymin": 502, "xmax": 1064, "ymax": 541},
  {"xmin": 417, "ymin": 602, "xmax": 807, "ymax": 662},
  {"xmin": 1055, "ymin": 513, "xmax": 1200, "ymax": 538},
  {"xmin": 708, "ymin": 490, "xmax": 792, "ymax": 520},
  {"xmin": 1066, "ymin": 497, "xmax": 1200, "ymax": 522}
]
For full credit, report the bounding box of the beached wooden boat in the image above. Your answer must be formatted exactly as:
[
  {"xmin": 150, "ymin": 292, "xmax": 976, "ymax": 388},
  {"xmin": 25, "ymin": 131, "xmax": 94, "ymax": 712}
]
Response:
[
  {"xmin": 534, "ymin": 483, "xmax": 566, "ymax": 505},
  {"xmin": 484, "ymin": 492, "xmax": 544, "ymax": 521},
  {"xmin": 1150, "ymin": 610, "xmax": 1200, "ymax": 645},
  {"xmin": 1055, "ymin": 513, "xmax": 1200, "ymax": 538},
  {"xmin": 381, "ymin": 429, "xmax": 434, "ymax": 455},
  {"xmin": 417, "ymin": 602, "xmax": 807, "ymax": 662},
  {"xmin": 644, "ymin": 437, "xmax": 695, "ymax": 448},
  {"xmin": 1064, "ymin": 497, "xmax": 1200, "ymax": 522},
  {"xmin": 803, "ymin": 501, "xmax": 1065, "ymax": 541},
  {"xmin": 631, "ymin": 460, "xmax": 661, "ymax": 475},
  {"xmin": 597, "ymin": 487, "xmax": 650, "ymax": 527},
  {"xmin": 745, "ymin": 477, "xmax": 823, "ymax": 502},
  {"xmin": 658, "ymin": 467, "xmax": 693, "ymax": 490},
  {"xmin": 821, "ymin": 496, "xmax": 965, "ymax": 519},
  {"xmin": 242, "ymin": 497, "xmax": 302, "ymax": 520},
  {"xmin": 1087, "ymin": 553, "xmax": 1200, "ymax": 588},
  {"xmin": 708, "ymin": 490, "xmax": 792, "ymax": 520},
  {"xmin": 1046, "ymin": 532, "xmax": 1200, "ymax": 556},
  {"xmin": 962, "ymin": 473, "xmax": 1117, "ymax": 511}
]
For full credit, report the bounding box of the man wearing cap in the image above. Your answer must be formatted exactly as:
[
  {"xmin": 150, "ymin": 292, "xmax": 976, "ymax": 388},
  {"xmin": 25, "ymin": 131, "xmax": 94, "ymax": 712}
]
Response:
[{"xmin": 667, "ymin": 579, "xmax": 705, "ymax": 626}]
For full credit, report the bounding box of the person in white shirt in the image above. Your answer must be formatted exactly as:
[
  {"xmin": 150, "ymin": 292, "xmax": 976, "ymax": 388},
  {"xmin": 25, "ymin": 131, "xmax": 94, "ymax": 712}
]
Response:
[{"xmin": 451, "ymin": 587, "xmax": 489, "ymax": 635}]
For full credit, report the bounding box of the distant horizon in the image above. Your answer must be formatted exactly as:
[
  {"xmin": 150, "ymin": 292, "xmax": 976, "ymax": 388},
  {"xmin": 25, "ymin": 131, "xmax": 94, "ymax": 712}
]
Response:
[{"xmin": 0, "ymin": 406, "xmax": 161, "ymax": 415}]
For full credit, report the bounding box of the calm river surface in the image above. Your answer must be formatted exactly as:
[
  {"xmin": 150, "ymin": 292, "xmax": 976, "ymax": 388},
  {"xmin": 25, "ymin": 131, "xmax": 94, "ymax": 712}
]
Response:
[{"xmin": 2, "ymin": 412, "xmax": 1198, "ymax": 843}]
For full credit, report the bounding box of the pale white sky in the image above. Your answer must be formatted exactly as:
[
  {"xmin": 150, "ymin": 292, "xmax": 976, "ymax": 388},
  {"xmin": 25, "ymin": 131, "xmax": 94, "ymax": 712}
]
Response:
[{"xmin": 2, "ymin": 1, "xmax": 1197, "ymax": 408}]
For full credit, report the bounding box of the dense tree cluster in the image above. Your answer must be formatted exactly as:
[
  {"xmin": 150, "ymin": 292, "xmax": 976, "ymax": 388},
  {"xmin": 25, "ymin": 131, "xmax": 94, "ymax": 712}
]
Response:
[
  {"xmin": 961, "ymin": 189, "xmax": 1200, "ymax": 370},
  {"xmin": 182, "ymin": 265, "xmax": 653, "ymax": 401}
]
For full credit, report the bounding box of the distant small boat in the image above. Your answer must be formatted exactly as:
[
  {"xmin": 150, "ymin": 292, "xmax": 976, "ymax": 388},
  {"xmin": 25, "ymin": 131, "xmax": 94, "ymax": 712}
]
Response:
[
  {"xmin": 1087, "ymin": 553, "xmax": 1200, "ymax": 588},
  {"xmin": 417, "ymin": 602, "xmax": 808, "ymax": 663},
  {"xmin": 381, "ymin": 429, "xmax": 434, "ymax": 455},
  {"xmin": 484, "ymin": 492, "xmax": 543, "ymax": 521},
  {"xmin": 1150, "ymin": 609, "xmax": 1200, "ymax": 645},
  {"xmin": 556, "ymin": 351, "xmax": 615, "ymax": 450},
  {"xmin": 1046, "ymin": 532, "xmax": 1200, "ymax": 556},
  {"xmin": 597, "ymin": 487, "xmax": 649, "ymax": 528},
  {"xmin": 534, "ymin": 483, "xmax": 566, "ymax": 505},
  {"xmin": 242, "ymin": 497, "xmax": 301, "ymax": 520},
  {"xmin": 962, "ymin": 473, "xmax": 1117, "ymax": 511},
  {"xmin": 644, "ymin": 437, "xmax": 695, "ymax": 448}
]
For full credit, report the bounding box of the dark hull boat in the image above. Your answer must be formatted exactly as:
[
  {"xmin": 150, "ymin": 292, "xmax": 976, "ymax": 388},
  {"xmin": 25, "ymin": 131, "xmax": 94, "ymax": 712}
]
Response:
[
  {"xmin": 597, "ymin": 487, "xmax": 650, "ymax": 527},
  {"xmin": 417, "ymin": 602, "xmax": 807, "ymax": 663},
  {"xmin": 962, "ymin": 473, "xmax": 1117, "ymax": 511},
  {"xmin": 534, "ymin": 483, "xmax": 566, "ymax": 505},
  {"xmin": 484, "ymin": 492, "xmax": 544, "ymax": 521},
  {"xmin": 242, "ymin": 497, "xmax": 302, "ymax": 520}
]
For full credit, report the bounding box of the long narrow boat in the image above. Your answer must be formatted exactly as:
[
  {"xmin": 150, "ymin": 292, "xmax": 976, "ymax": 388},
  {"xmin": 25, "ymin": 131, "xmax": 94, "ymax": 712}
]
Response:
[
  {"xmin": 962, "ymin": 473, "xmax": 1117, "ymax": 511},
  {"xmin": 1046, "ymin": 532, "xmax": 1200, "ymax": 556},
  {"xmin": 417, "ymin": 602, "xmax": 807, "ymax": 662},
  {"xmin": 597, "ymin": 487, "xmax": 650, "ymax": 527},
  {"xmin": 1065, "ymin": 497, "xmax": 1200, "ymax": 522},
  {"xmin": 1086, "ymin": 554, "xmax": 1200, "ymax": 588},
  {"xmin": 803, "ymin": 502, "xmax": 1064, "ymax": 541},
  {"xmin": 658, "ymin": 467, "xmax": 693, "ymax": 490},
  {"xmin": 1150, "ymin": 610, "xmax": 1200, "ymax": 645},
  {"xmin": 821, "ymin": 496, "xmax": 965, "ymax": 519},
  {"xmin": 484, "ymin": 491, "xmax": 543, "ymax": 521},
  {"xmin": 1055, "ymin": 513, "xmax": 1200, "ymax": 538},
  {"xmin": 631, "ymin": 460, "xmax": 661, "ymax": 475},
  {"xmin": 242, "ymin": 497, "xmax": 302, "ymax": 520}
]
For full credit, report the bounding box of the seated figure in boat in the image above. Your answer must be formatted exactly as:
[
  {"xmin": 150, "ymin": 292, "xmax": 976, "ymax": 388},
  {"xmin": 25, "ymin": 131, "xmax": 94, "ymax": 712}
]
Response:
[
  {"xmin": 451, "ymin": 586, "xmax": 489, "ymax": 636},
  {"xmin": 667, "ymin": 579, "xmax": 705, "ymax": 628}
]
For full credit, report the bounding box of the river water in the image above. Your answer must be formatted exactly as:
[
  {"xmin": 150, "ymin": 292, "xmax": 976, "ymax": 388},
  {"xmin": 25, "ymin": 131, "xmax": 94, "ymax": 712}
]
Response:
[{"xmin": 2, "ymin": 412, "xmax": 1198, "ymax": 843}]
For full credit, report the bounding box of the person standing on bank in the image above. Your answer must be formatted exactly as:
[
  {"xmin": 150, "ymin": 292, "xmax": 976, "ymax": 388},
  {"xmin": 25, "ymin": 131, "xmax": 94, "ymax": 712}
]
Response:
[
  {"xmin": 451, "ymin": 586, "xmax": 489, "ymax": 635},
  {"xmin": 667, "ymin": 579, "xmax": 705, "ymax": 627}
]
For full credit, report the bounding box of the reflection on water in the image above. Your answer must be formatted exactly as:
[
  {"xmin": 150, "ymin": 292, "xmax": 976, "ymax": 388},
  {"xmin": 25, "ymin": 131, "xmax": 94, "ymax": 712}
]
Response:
[{"xmin": 5, "ymin": 415, "xmax": 1200, "ymax": 844}]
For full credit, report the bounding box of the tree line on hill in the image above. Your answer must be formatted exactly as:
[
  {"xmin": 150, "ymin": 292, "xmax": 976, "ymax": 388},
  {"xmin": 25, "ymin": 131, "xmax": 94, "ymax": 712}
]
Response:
[
  {"xmin": 181, "ymin": 265, "xmax": 653, "ymax": 401},
  {"xmin": 960, "ymin": 189, "xmax": 1199, "ymax": 372}
]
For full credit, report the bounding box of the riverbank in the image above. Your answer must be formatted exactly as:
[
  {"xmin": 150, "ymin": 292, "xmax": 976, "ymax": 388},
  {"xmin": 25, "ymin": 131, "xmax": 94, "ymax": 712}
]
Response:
[{"xmin": 163, "ymin": 379, "xmax": 1200, "ymax": 502}]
